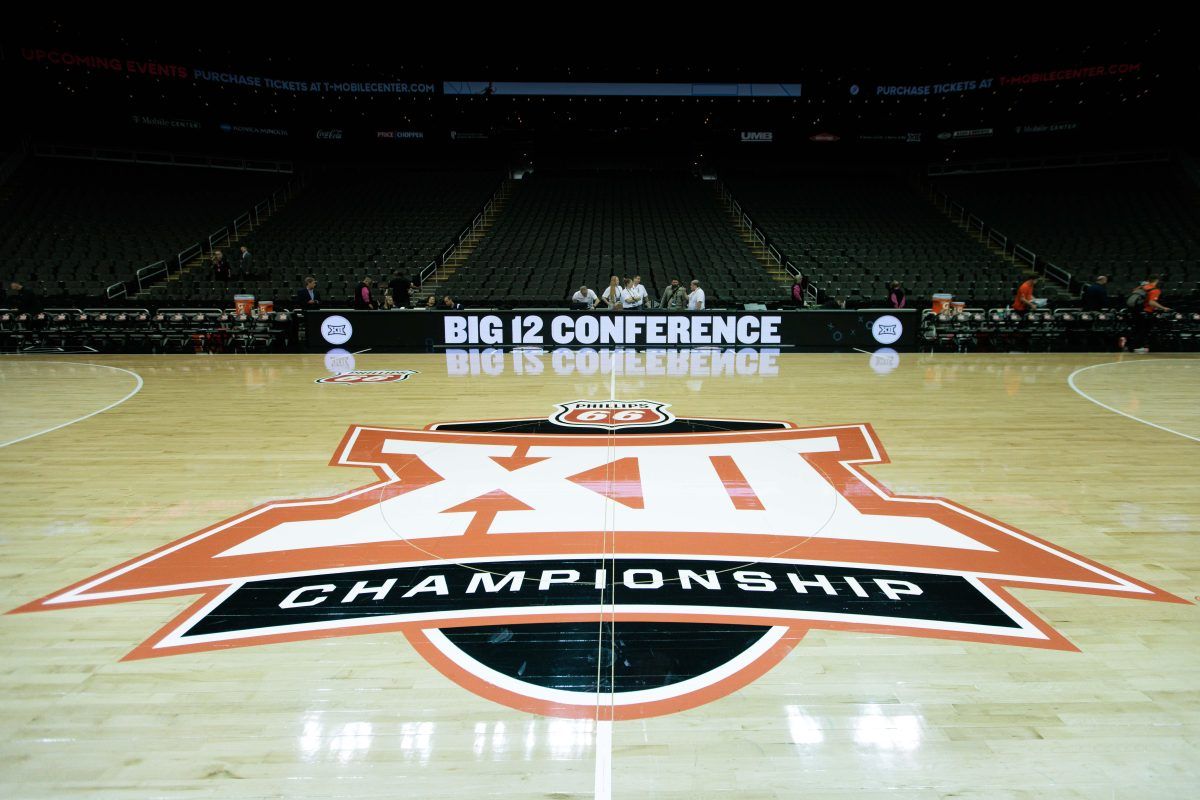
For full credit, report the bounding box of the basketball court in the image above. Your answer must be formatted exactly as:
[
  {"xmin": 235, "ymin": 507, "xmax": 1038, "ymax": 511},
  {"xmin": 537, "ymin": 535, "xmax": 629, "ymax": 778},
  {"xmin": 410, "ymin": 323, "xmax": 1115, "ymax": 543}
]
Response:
[{"xmin": 2, "ymin": 351, "xmax": 1197, "ymax": 798}]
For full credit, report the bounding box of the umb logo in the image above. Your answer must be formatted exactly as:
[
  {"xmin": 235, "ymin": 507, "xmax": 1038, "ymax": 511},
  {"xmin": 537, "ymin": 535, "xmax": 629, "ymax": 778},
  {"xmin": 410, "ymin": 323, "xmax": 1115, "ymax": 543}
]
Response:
[
  {"xmin": 13, "ymin": 405, "xmax": 1184, "ymax": 720},
  {"xmin": 315, "ymin": 370, "xmax": 418, "ymax": 384},
  {"xmin": 740, "ymin": 131, "xmax": 774, "ymax": 143},
  {"xmin": 551, "ymin": 400, "xmax": 674, "ymax": 430}
]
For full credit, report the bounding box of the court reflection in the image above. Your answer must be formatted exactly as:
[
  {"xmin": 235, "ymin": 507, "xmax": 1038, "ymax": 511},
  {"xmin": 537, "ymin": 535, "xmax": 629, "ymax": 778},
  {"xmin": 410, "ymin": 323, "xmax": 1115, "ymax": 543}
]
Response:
[{"xmin": 446, "ymin": 348, "xmax": 781, "ymax": 378}]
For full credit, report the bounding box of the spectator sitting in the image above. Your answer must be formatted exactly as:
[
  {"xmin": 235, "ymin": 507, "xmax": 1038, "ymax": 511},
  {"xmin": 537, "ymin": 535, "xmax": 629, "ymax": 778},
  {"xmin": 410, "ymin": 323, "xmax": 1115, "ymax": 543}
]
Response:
[
  {"xmin": 822, "ymin": 295, "xmax": 848, "ymax": 310},
  {"xmin": 1080, "ymin": 276, "xmax": 1109, "ymax": 311},
  {"xmin": 8, "ymin": 281, "xmax": 42, "ymax": 313},
  {"xmin": 295, "ymin": 276, "xmax": 321, "ymax": 309},
  {"xmin": 441, "ymin": 295, "xmax": 464, "ymax": 311},
  {"xmin": 887, "ymin": 281, "xmax": 907, "ymax": 309},
  {"xmin": 571, "ymin": 285, "xmax": 598, "ymax": 310},
  {"xmin": 424, "ymin": 295, "xmax": 437, "ymax": 310},
  {"xmin": 354, "ymin": 277, "xmax": 377, "ymax": 310}
]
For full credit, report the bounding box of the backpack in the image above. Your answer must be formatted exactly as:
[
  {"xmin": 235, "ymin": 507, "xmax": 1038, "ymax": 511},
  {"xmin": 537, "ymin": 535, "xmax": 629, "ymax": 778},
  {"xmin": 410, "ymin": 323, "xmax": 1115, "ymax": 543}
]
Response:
[{"xmin": 1126, "ymin": 285, "xmax": 1148, "ymax": 310}]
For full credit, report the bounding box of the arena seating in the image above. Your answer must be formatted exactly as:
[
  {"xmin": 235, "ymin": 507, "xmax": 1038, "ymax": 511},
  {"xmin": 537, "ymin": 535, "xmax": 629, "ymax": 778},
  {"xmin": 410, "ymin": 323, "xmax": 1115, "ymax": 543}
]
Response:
[
  {"xmin": 723, "ymin": 172, "xmax": 1018, "ymax": 308},
  {"xmin": 143, "ymin": 168, "xmax": 504, "ymax": 308},
  {"xmin": 921, "ymin": 307, "xmax": 1200, "ymax": 353},
  {"xmin": 0, "ymin": 158, "xmax": 285, "ymax": 303},
  {"xmin": 932, "ymin": 164, "xmax": 1200, "ymax": 307},
  {"xmin": 0, "ymin": 308, "xmax": 297, "ymax": 353},
  {"xmin": 440, "ymin": 171, "xmax": 783, "ymax": 308}
]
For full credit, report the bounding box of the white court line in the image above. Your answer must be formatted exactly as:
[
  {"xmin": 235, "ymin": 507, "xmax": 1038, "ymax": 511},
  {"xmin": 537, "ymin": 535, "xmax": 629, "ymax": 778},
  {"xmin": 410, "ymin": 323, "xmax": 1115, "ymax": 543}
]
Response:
[
  {"xmin": 597, "ymin": 358, "xmax": 617, "ymax": 799},
  {"xmin": 594, "ymin": 719, "xmax": 613, "ymax": 800},
  {"xmin": 852, "ymin": 348, "xmax": 873, "ymax": 355},
  {"xmin": 1067, "ymin": 359, "xmax": 1200, "ymax": 444},
  {"xmin": 351, "ymin": 348, "xmax": 372, "ymax": 355},
  {"xmin": 0, "ymin": 361, "xmax": 144, "ymax": 449}
]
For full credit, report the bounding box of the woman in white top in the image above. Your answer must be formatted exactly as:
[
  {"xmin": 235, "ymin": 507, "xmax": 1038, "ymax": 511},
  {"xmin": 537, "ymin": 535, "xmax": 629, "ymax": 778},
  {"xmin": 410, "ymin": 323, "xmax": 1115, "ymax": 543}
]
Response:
[
  {"xmin": 623, "ymin": 275, "xmax": 648, "ymax": 310},
  {"xmin": 601, "ymin": 276, "xmax": 626, "ymax": 310}
]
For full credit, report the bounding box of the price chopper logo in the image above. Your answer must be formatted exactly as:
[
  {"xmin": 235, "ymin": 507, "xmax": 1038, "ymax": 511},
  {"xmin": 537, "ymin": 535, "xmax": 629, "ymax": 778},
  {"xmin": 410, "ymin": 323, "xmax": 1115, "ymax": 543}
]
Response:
[
  {"xmin": 315, "ymin": 370, "xmax": 418, "ymax": 385},
  {"xmin": 12, "ymin": 404, "xmax": 1185, "ymax": 719}
]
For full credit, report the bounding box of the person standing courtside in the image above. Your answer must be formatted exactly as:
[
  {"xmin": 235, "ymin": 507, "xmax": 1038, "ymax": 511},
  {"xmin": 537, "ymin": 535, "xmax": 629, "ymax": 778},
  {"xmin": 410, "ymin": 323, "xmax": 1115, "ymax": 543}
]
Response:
[
  {"xmin": 1011, "ymin": 274, "xmax": 1040, "ymax": 314},
  {"xmin": 661, "ymin": 279, "xmax": 687, "ymax": 310},
  {"xmin": 688, "ymin": 280, "xmax": 705, "ymax": 310},
  {"xmin": 355, "ymin": 276, "xmax": 377, "ymax": 310},
  {"xmin": 624, "ymin": 275, "xmax": 648, "ymax": 310},
  {"xmin": 601, "ymin": 275, "xmax": 625, "ymax": 310},
  {"xmin": 1128, "ymin": 275, "xmax": 1171, "ymax": 353},
  {"xmin": 390, "ymin": 274, "xmax": 412, "ymax": 309},
  {"xmin": 295, "ymin": 276, "xmax": 320, "ymax": 309}
]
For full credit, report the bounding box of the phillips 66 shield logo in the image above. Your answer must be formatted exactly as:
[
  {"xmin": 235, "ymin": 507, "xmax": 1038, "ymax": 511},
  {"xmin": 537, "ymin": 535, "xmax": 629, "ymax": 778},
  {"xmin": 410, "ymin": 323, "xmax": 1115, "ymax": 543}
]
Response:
[{"xmin": 551, "ymin": 400, "xmax": 674, "ymax": 430}]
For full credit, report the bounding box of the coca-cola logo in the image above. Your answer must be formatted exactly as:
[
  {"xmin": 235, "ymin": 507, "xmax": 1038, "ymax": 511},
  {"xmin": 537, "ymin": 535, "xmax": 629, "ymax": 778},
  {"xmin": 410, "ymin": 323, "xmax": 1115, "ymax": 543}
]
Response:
[{"xmin": 316, "ymin": 129, "xmax": 344, "ymax": 140}]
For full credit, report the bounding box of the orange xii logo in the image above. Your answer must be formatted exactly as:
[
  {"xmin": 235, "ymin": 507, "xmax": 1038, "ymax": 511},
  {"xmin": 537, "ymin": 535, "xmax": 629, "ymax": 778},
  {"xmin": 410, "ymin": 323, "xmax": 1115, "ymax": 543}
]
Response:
[{"xmin": 12, "ymin": 404, "xmax": 1185, "ymax": 719}]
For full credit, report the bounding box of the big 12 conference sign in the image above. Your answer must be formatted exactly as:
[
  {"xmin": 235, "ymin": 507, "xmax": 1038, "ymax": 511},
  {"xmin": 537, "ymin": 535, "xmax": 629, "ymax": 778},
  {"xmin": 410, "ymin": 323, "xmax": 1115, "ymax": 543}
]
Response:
[{"xmin": 13, "ymin": 402, "xmax": 1184, "ymax": 719}]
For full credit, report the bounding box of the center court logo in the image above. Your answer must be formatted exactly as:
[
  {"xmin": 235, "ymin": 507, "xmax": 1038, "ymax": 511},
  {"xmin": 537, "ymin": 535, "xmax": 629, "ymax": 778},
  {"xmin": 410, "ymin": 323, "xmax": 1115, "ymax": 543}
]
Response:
[
  {"xmin": 12, "ymin": 404, "xmax": 1184, "ymax": 719},
  {"xmin": 320, "ymin": 315, "xmax": 353, "ymax": 345}
]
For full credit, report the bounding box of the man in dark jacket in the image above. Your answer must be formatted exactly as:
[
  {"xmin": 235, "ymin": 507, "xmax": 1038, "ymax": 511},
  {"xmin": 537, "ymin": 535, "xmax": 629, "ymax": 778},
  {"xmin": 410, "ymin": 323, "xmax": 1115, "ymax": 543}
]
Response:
[
  {"xmin": 1080, "ymin": 276, "xmax": 1109, "ymax": 311},
  {"xmin": 8, "ymin": 281, "xmax": 42, "ymax": 313},
  {"xmin": 295, "ymin": 276, "xmax": 321, "ymax": 309},
  {"xmin": 390, "ymin": 275, "xmax": 412, "ymax": 309}
]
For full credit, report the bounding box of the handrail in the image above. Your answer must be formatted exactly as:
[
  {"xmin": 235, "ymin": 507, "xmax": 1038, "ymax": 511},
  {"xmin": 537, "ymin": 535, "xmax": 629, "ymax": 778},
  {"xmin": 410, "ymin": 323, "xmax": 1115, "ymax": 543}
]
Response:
[
  {"xmin": 105, "ymin": 281, "xmax": 128, "ymax": 300},
  {"xmin": 1013, "ymin": 244, "xmax": 1037, "ymax": 267},
  {"xmin": 420, "ymin": 176, "xmax": 511, "ymax": 289},
  {"xmin": 207, "ymin": 226, "xmax": 230, "ymax": 252},
  {"xmin": 717, "ymin": 177, "xmax": 818, "ymax": 303},
  {"xmin": 136, "ymin": 260, "xmax": 168, "ymax": 292},
  {"xmin": 927, "ymin": 183, "xmax": 1074, "ymax": 291},
  {"xmin": 177, "ymin": 242, "xmax": 202, "ymax": 271},
  {"xmin": 233, "ymin": 212, "xmax": 251, "ymax": 238},
  {"xmin": 418, "ymin": 259, "xmax": 438, "ymax": 285}
]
